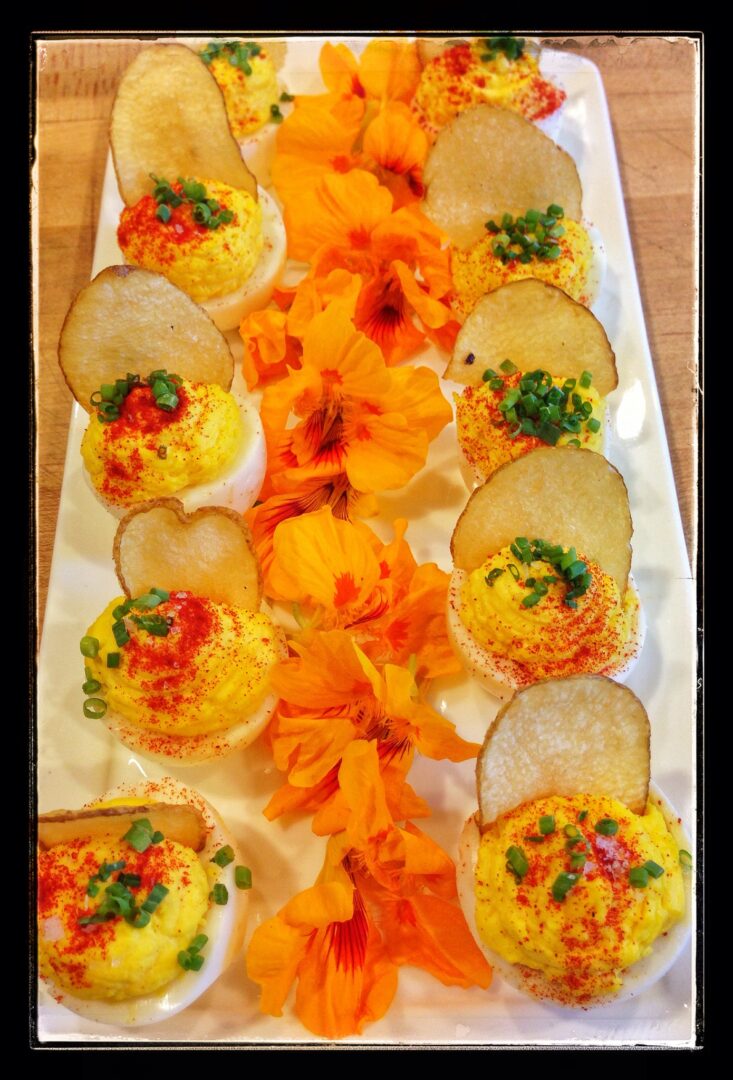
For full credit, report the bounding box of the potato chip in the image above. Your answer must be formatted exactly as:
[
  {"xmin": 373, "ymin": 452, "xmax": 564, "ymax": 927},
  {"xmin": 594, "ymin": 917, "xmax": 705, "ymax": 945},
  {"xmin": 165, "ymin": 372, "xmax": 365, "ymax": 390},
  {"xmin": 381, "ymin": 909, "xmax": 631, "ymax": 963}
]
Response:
[
  {"xmin": 476, "ymin": 676, "xmax": 651, "ymax": 826},
  {"xmin": 58, "ymin": 266, "xmax": 234, "ymax": 409},
  {"xmin": 445, "ymin": 280, "xmax": 618, "ymax": 396},
  {"xmin": 38, "ymin": 802, "xmax": 207, "ymax": 852},
  {"xmin": 114, "ymin": 498, "xmax": 262, "ymax": 610},
  {"xmin": 110, "ymin": 43, "xmax": 257, "ymax": 206},
  {"xmin": 451, "ymin": 446, "xmax": 632, "ymax": 591},
  {"xmin": 423, "ymin": 104, "xmax": 582, "ymax": 248}
]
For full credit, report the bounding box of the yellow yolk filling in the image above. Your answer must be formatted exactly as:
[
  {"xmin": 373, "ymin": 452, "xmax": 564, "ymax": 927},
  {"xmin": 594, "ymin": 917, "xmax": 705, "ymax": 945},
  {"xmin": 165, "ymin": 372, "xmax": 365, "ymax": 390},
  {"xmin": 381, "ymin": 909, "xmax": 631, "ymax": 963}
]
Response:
[
  {"xmin": 85, "ymin": 593, "xmax": 281, "ymax": 737},
  {"xmin": 38, "ymin": 836, "xmax": 209, "ymax": 1001},
  {"xmin": 80, "ymin": 378, "xmax": 244, "ymax": 508},
  {"xmin": 452, "ymin": 219, "xmax": 594, "ymax": 318},
  {"xmin": 117, "ymin": 179, "xmax": 263, "ymax": 302},
  {"xmin": 413, "ymin": 42, "xmax": 565, "ymax": 134},
  {"xmin": 475, "ymin": 794, "xmax": 684, "ymax": 1002},
  {"xmin": 459, "ymin": 546, "xmax": 639, "ymax": 682},
  {"xmin": 205, "ymin": 50, "xmax": 280, "ymax": 137},
  {"xmin": 456, "ymin": 374, "xmax": 604, "ymax": 480}
]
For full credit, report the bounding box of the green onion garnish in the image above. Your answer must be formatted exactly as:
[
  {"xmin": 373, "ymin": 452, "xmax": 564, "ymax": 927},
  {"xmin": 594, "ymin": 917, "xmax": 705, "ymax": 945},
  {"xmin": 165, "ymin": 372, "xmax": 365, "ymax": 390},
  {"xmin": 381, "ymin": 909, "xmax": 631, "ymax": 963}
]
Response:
[
  {"xmin": 80, "ymin": 636, "xmax": 100, "ymax": 658},
  {"xmin": 595, "ymin": 818, "xmax": 619, "ymax": 836},
  {"xmin": 485, "ymin": 567, "xmax": 505, "ymax": 587},
  {"xmin": 539, "ymin": 815, "xmax": 555, "ymax": 835},
  {"xmin": 82, "ymin": 678, "xmax": 101, "ymax": 695},
  {"xmin": 83, "ymin": 698, "xmax": 107, "ymax": 719},
  {"xmin": 189, "ymin": 934, "xmax": 208, "ymax": 953},
  {"xmin": 112, "ymin": 620, "xmax": 130, "ymax": 647},
  {"xmin": 150, "ymin": 587, "xmax": 170, "ymax": 601},
  {"xmin": 524, "ymin": 835, "xmax": 545, "ymax": 844},
  {"xmin": 211, "ymin": 845, "xmax": 235, "ymax": 868},
  {"xmin": 500, "ymin": 359, "xmax": 517, "ymax": 374},
  {"xmin": 123, "ymin": 818, "xmax": 162, "ymax": 854},
  {"xmin": 643, "ymin": 860, "xmax": 665, "ymax": 879},
  {"xmin": 270, "ymin": 103, "xmax": 284, "ymax": 123},
  {"xmin": 578, "ymin": 810, "xmax": 588, "ymax": 822},
  {"xmin": 211, "ymin": 883, "xmax": 229, "ymax": 905},
  {"xmin": 280, "ymin": 91, "xmax": 295, "ymax": 102},
  {"xmin": 117, "ymin": 872, "xmax": 141, "ymax": 888},
  {"xmin": 107, "ymin": 652, "xmax": 121, "ymax": 668},
  {"xmin": 235, "ymin": 866, "xmax": 253, "ymax": 890},
  {"xmin": 552, "ymin": 871, "xmax": 580, "ymax": 902},
  {"xmin": 679, "ymin": 850, "xmax": 693, "ymax": 870},
  {"xmin": 569, "ymin": 851, "xmax": 586, "ymax": 870},
  {"xmin": 563, "ymin": 824, "xmax": 580, "ymax": 839},
  {"xmin": 579, "ymin": 371, "xmax": 592, "ymax": 389},
  {"xmin": 505, "ymin": 845, "xmax": 529, "ymax": 880},
  {"xmin": 629, "ymin": 866, "xmax": 650, "ymax": 888}
]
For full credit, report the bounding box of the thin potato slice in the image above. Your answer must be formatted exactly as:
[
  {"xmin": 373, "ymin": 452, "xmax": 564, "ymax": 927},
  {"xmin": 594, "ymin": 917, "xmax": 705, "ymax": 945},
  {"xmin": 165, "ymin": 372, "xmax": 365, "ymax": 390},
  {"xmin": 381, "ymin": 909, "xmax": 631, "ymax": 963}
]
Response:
[
  {"xmin": 38, "ymin": 802, "xmax": 207, "ymax": 852},
  {"xmin": 423, "ymin": 105, "xmax": 582, "ymax": 249},
  {"xmin": 59, "ymin": 266, "xmax": 234, "ymax": 409},
  {"xmin": 476, "ymin": 675, "xmax": 651, "ymax": 826},
  {"xmin": 450, "ymin": 446, "xmax": 632, "ymax": 591},
  {"xmin": 114, "ymin": 498, "xmax": 262, "ymax": 610},
  {"xmin": 110, "ymin": 43, "xmax": 257, "ymax": 206},
  {"xmin": 446, "ymin": 280, "xmax": 618, "ymax": 396}
]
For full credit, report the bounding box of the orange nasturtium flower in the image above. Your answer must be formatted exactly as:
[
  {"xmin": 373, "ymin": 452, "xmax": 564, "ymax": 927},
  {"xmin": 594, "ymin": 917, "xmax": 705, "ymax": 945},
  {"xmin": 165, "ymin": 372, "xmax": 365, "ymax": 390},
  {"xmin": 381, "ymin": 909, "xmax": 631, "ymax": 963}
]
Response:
[
  {"xmin": 246, "ymin": 304, "xmax": 451, "ymax": 581},
  {"xmin": 247, "ymin": 742, "xmax": 491, "ymax": 1039},
  {"xmin": 240, "ymin": 172, "xmax": 460, "ymax": 387},
  {"xmin": 263, "ymin": 630, "xmax": 477, "ymax": 829},
  {"xmin": 319, "ymin": 40, "xmax": 421, "ymax": 105},
  {"xmin": 269, "ymin": 506, "xmax": 460, "ymax": 680}
]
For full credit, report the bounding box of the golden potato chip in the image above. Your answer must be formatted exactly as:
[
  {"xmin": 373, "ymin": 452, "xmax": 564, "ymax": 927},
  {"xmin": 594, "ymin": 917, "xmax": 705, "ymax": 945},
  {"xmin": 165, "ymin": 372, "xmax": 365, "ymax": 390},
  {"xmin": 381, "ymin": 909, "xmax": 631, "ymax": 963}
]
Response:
[
  {"xmin": 450, "ymin": 446, "xmax": 633, "ymax": 591},
  {"xmin": 38, "ymin": 802, "xmax": 207, "ymax": 852},
  {"xmin": 476, "ymin": 676, "xmax": 651, "ymax": 826},
  {"xmin": 114, "ymin": 498, "xmax": 262, "ymax": 610},
  {"xmin": 58, "ymin": 266, "xmax": 234, "ymax": 410},
  {"xmin": 423, "ymin": 105, "xmax": 582, "ymax": 248},
  {"xmin": 110, "ymin": 43, "xmax": 257, "ymax": 206},
  {"xmin": 445, "ymin": 280, "xmax": 618, "ymax": 396}
]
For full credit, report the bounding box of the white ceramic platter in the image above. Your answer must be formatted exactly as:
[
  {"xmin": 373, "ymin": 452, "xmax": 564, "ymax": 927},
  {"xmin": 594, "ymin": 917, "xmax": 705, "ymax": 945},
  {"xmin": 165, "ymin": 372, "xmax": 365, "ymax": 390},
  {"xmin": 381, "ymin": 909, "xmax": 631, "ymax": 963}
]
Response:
[{"xmin": 37, "ymin": 36, "xmax": 696, "ymax": 1045}]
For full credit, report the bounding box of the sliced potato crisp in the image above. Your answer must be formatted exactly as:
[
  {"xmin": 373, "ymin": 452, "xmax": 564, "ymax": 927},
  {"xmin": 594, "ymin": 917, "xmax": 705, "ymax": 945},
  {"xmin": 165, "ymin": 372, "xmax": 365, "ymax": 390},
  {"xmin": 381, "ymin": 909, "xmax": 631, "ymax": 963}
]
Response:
[
  {"xmin": 114, "ymin": 498, "xmax": 262, "ymax": 610},
  {"xmin": 445, "ymin": 280, "xmax": 618, "ymax": 396},
  {"xmin": 476, "ymin": 676, "xmax": 651, "ymax": 825},
  {"xmin": 38, "ymin": 802, "xmax": 207, "ymax": 852},
  {"xmin": 423, "ymin": 105, "xmax": 582, "ymax": 248},
  {"xmin": 450, "ymin": 446, "xmax": 632, "ymax": 590},
  {"xmin": 110, "ymin": 43, "xmax": 257, "ymax": 206},
  {"xmin": 58, "ymin": 266, "xmax": 234, "ymax": 409}
]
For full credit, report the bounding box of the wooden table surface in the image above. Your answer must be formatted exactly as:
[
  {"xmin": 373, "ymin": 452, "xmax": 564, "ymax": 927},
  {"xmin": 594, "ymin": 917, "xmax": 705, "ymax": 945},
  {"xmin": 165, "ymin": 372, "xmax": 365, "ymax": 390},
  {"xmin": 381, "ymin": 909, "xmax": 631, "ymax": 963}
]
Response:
[{"xmin": 34, "ymin": 34, "xmax": 699, "ymax": 628}]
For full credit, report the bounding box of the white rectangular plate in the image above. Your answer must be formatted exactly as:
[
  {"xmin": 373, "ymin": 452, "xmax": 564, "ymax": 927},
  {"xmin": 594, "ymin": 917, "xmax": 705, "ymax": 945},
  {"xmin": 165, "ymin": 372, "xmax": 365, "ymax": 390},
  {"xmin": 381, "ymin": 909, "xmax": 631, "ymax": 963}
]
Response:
[{"xmin": 37, "ymin": 36, "xmax": 696, "ymax": 1046}]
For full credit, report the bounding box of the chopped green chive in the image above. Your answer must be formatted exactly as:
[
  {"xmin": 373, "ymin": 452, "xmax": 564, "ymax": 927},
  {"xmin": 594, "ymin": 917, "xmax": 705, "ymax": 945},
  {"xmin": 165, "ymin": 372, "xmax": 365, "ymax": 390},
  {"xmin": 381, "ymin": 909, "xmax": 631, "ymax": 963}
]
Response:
[
  {"xmin": 485, "ymin": 567, "xmax": 505, "ymax": 587},
  {"xmin": 211, "ymin": 845, "xmax": 235, "ymax": 868},
  {"xmin": 563, "ymin": 824, "xmax": 580, "ymax": 839},
  {"xmin": 235, "ymin": 866, "xmax": 253, "ymax": 890},
  {"xmin": 629, "ymin": 866, "xmax": 650, "ymax": 888},
  {"xmin": 107, "ymin": 652, "xmax": 121, "ymax": 668},
  {"xmin": 83, "ymin": 698, "xmax": 107, "ymax": 719},
  {"xmin": 122, "ymin": 818, "xmax": 162, "ymax": 854},
  {"xmin": 643, "ymin": 860, "xmax": 665, "ymax": 879},
  {"xmin": 579, "ymin": 371, "xmax": 593, "ymax": 389},
  {"xmin": 552, "ymin": 871, "xmax": 580, "ymax": 902},
  {"xmin": 280, "ymin": 91, "xmax": 295, "ymax": 102},
  {"xmin": 112, "ymin": 620, "xmax": 130, "ymax": 647},
  {"xmin": 80, "ymin": 636, "xmax": 100, "ymax": 658},
  {"xmin": 482, "ymin": 368, "xmax": 498, "ymax": 382},
  {"xmin": 82, "ymin": 678, "xmax": 101, "ymax": 695},
  {"xmin": 595, "ymin": 818, "xmax": 619, "ymax": 836},
  {"xmin": 189, "ymin": 934, "xmax": 208, "ymax": 953},
  {"xmin": 116, "ymin": 872, "xmax": 141, "ymax": 888},
  {"xmin": 270, "ymin": 103, "xmax": 284, "ymax": 123},
  {"xmin": 211, "ymin": 883, "xmax": 229, "ymax": 905},
  {"xmin": 679, "ymin": 850, "xmax": 693, "ymax": 870},
  {"xmin": 507, "ymin": 563, "xmax": 520, "ymax": 581},
  {"xmin": 578, "ymin": 810, "xmax": 588, "ymax": 822},
  {"xmin": 524, "ymin": 835, "xmax": 545, "ymax": 844},
  {"xmin": 539, "ymin": 815, "xmax": 555, "ymax": 835},
  {"xmin": 505, "ymin": 845, "xmax": 529, "ymax": 881},
  {"xmin": 569, "ymin": 851, "xmax": 586, "ymax": 870}
]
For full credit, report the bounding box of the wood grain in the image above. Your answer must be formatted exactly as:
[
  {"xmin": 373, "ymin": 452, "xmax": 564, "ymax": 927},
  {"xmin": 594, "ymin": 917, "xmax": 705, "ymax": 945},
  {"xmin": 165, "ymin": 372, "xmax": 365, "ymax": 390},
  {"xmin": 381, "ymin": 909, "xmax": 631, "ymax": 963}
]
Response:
[{"xmin": 34, "ymin": 34, "xmax": 699, "ymax": 629}]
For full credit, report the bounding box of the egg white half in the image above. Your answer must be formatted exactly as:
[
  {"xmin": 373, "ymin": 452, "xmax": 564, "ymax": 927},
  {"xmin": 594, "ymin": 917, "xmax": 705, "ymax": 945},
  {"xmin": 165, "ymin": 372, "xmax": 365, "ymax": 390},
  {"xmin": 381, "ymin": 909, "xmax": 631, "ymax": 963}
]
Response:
[
  {"xmin": 38, "ymin": 777, "xmax": 249, "ymax": 1027},
  {"xmin": 456, "ymin": 780, "xmax": 692, "ymax": 1007},
  {"xmin": 202, "ymin": 186, "xmax": 286, "ymax": 332},
  {"xmin": 100, "ymin": 615, "xmax": 288, "ymax": 766},
  {"xmin": 83, "ymin": 386, "xmax": 266, "ymax": 520},
  {"xmin": 447, "ymin": 568, "xmax": 645, "ymax": 700},
  {"xmin": 238, "ymin": 104, "xmax": 293, "ymax": 188}
]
